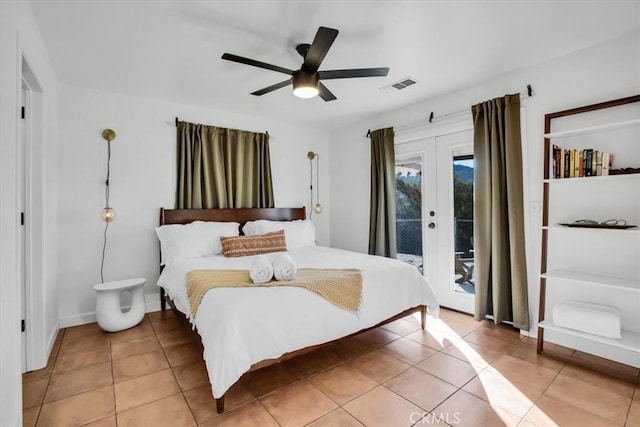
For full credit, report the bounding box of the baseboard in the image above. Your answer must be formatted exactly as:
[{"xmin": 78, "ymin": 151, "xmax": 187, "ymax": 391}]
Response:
[
  {"xmin": 59, "ymin": 311, "xmax": 98, "ymax": 329},
  {"xmin": 145, "ymin": 299, "xmax": 161, "ymax": 313},
  {"xmin": 46, "ymin": 320, "xmax": 60, "ymax": 358},
  {"xmin": 59, "ymin": 295, "xmax": 163, "ymax": 328}
]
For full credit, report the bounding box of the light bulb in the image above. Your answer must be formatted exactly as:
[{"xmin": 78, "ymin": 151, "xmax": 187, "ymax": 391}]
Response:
[
  {"xmin": 292, "ymin": 70, "xmax": 319, "ymax": 99},
  {"xmin": 313, "ymin": 204, "xmax": 322, "ymax": 214},
  {"xmin": 102, "ymin": 207, "xmax": 116, "ymax": 222},
  {"xmin": 293, "ymin": 86, "xmax": 319, "ymax": 99}
]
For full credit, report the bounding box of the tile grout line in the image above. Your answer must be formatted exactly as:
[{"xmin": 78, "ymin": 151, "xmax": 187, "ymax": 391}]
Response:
[
  {"xmin": 338, "ymin": 334, "xmax": 465, "ymax": 427},
  {"xmin": 108, "ymin": 323, "xmax": 118, "ymax": 425},
  {"xmin": 293, "ymin": 380, "xmax": 338, "ymax": 427},
  {"xmin": 110, "ymin": 315, "xmax": 189, "ymax": 422},
  {"xmin": 256, "ymin": 397, "xmax": 283, "ymax": 427},
  {"xmin": 29, "ymin": 328, "xmax": 61, "ymax": 425},
  {"xmin": 307, "ymin": 363, "xmax": 377, "ymax": 409},
  {"xmin": 29, "ymin": 328, "xmax": 64, "ymax": 426},
  {"xmin": 153, "ymin": 312, "xmax": 201, "ymax": 426},
  {"xmin": 420, "ymin": 331, "xmax": 527, "ymax": 426},
  {"xmin": 623, "ymin": 396, "xmax": 636, "ymax": 426},
  {"xmin": 27, "ymin": 310, "xmax": 635, "ymax": 427},
  {"xmin": 544, "ymin": 364, "xmax": 635, "ymax": 425}
]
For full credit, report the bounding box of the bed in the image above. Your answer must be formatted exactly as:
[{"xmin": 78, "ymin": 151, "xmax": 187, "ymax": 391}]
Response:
[{"xmin": 156, "ymin": 207, "xmax": 439, "ymax": 413}]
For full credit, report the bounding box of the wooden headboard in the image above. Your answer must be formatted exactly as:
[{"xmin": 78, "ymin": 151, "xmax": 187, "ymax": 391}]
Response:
[{"xmin": 159, "ymin": 207, "xmax": 307, "ymax": 229}]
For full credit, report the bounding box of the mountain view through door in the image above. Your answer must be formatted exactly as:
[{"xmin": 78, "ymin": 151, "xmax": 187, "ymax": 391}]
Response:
[{"xmin": 395, "ymin": 158, "xmax": 423, "ymax": 272}]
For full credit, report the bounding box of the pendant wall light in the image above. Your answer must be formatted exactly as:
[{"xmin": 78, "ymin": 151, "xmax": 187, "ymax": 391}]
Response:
[
  {"xmin": 307, "ymin": 151, "xmax": 322, "ymax": 216},
  {"xmin": 100, "ymin": 128, "xmax": 116, "ymax": 283}
]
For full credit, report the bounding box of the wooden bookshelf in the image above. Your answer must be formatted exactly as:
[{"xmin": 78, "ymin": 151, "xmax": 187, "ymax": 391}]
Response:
[{"xmin": 538, "ymin": 94, "xmax": 640, "ymax": 383}]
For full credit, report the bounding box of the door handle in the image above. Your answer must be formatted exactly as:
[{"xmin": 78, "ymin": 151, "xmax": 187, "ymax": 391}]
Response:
[{"xmin": 428, "ymin": 222, "xmax": 436, "ymax": 229}]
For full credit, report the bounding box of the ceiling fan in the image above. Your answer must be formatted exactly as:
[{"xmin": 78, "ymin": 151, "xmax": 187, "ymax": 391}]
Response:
[{"xmin": 221, "ymin": 26, "xmax": 389, "ymax": 101}]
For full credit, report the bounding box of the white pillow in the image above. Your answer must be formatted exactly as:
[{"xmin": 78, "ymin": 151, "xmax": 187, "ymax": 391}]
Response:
[
  {"xmin": 243, "ymin": 219, "xmax": 316, "ymax": 249},
  {"xmin": 553, "ymin": 301, "xmax": 622, "ymax": 339},
  {"xmin": 242, "ymin": 221, "xmax": 257, "ymax": 236},
  {"xmin": 155, "ymin": 221, "xmax": 240, "ymax": 265}
]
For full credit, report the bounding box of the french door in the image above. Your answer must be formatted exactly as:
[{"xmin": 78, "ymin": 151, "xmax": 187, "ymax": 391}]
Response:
[{"xmin": 395, "ymin": 129, "xmax": 475, "ymax": 314}]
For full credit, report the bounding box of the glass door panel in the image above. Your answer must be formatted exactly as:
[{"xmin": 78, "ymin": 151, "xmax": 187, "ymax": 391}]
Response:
[
  {"xmin": 435, "ymin": 131, "xmax": 474, "ymax": 314},
  {"xmin": 453, "ymin": 155, "xmax": 475, "ymax": 295},
  {"xmin": 395, "ymin": 156, "xmax": 423, "ymax": 272}
]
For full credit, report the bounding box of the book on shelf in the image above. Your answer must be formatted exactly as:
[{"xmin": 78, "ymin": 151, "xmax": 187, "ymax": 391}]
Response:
[
  {"xmin": 576, "ymin": 150, "xmax": 581, "ymax": 177},
  {"xmin": 603, "ymin": 152, "xmax": 611, "ymax": 176},
  {"xmin": 585, "ymin": 149, "xmax": 593, "ymax": 177},
  {"xmin": 551, "ymin": 146, "xmax": 613, "ymax": 178},
  {"xmin": 596, "ymin": 151, "xmax": 603, "ymax": 176}
]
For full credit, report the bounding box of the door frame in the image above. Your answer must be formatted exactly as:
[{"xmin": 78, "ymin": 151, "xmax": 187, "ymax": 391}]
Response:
[{"xmin": 19, "ymin": 54, "xmax": 47, "ymax": 372}]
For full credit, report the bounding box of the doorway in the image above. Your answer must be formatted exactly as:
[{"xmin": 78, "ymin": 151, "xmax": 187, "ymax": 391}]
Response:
[
  {"xmin": 19, "ymin": 56, "xmax": 45, "ymax": 373},
  {"xmin": 19, "ymin": 80, "xmax": 28, "ymax": 372},
  {"xmin": 395, "ymin": 128, "xmax": 475, "ymax": 314}
]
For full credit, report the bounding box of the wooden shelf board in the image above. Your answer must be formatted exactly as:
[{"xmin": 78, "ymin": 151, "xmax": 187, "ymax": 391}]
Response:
[
  {"xmin": 543, "ymin": 173, "xmax": 640, "ymax": 183},
  {"xmin": 543, "ymin": 225, "xmax": 640, "ymax": 234},
  {"xmin": 538, "ymin": 320, "xmax": 640, "ymax": 353},
  {"xmin": 541, "ymin": 270, "xmax": 640, "ymax": 291},
  {"xmin": 544, "ymin": 118, "xmax": 640, "ymax": 138}
]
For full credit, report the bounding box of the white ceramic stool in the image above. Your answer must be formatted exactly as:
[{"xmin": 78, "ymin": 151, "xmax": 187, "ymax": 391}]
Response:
[{"xmin": 93, "ymin": 278, "xmax": 146, "ymax": 332}]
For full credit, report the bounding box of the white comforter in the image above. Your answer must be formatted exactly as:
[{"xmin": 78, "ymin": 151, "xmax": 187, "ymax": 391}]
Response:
[{"xmin": 156, "ymin": 246, "xmax": 439, "ymax": 398}]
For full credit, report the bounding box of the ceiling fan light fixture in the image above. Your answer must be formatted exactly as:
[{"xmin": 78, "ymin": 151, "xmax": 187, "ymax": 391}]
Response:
[
  {"xmin": 221, "ymin": 26, "xmax": 389, "ymax": 102},
  {"xmin": 292, "ymin": 70, "xmax": 319, "ymax": 99}
]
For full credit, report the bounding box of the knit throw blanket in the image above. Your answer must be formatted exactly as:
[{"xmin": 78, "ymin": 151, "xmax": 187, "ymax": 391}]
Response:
[{"xmin": 186, "ymin": 268, "xmax": 362, "ymax": 319}]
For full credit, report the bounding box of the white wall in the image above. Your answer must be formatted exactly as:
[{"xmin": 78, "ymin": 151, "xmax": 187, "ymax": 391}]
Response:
[
  {"xmin": 329, "ymin": 32, "xmax": 640, "ymax": 335},
  {"xmin": 57, "ymin": 85, "xmax": 331, "ymax": 326},
  {"xmin": 0, "ymin": 1, "xmax": 59, "ymax": 425}
]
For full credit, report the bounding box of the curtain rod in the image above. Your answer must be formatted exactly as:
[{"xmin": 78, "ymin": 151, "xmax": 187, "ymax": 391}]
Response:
[
  {"xmin": 173, "ymin": 117, "xmax": 269, "ymax": 137},
  {"xmin": 365, "ymin": 84, "xmax": 533, "ymax": 138}
]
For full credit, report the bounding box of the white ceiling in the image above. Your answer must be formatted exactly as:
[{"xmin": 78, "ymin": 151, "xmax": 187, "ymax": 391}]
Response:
[{"xmin": 30, "ymin": 0, "xmax": 640, "ymax": 129}]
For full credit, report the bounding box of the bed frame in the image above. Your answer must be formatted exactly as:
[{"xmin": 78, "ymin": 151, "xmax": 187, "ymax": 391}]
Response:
[{"xmin": 158, "ymin": 207, "xmax": 427, "ymax": 413}]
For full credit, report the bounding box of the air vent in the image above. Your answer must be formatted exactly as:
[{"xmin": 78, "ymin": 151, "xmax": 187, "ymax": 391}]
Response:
[{"xmin": 380, "ymin": 77, "xmax": 418, "ymax": 93}]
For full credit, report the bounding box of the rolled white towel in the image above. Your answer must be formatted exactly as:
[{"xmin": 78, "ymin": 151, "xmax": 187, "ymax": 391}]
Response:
[
  {"xmin": 249, "ymin": 255, "xmax": 273, "ymax": 284},
  {"xmin": 272, "ymin": 252, "xmax": 297, "ymax": 281}
]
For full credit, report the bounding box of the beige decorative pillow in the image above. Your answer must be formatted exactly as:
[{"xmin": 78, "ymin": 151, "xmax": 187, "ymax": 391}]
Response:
[{"xmin": 220, "ymin": 230, "xmax": 287, "ymax": 257}]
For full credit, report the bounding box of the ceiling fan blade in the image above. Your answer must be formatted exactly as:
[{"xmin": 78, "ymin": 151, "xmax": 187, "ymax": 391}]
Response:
[
  {"xmin": 318, "ymin": 82, "xmax": 337, "ymax": 102},
  {"xmin": 318, "ymin": 67, "xmax": 390, "ymax": 80},
  {"xmin": 302, "ymin": 27, "xmax": 339, "ymax": 73},
  {"xmin": 221, "ymin": 53, "xmax": 294, "ymax": 75},
  {"xmin": 251, "ymin": 78, "xmax": 293, "ymax": 96}
]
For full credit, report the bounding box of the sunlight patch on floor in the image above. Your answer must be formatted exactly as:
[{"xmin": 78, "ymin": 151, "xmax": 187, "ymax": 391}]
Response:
[{"xmin": 442, "ymin": 318, "xmax": 550, "ymax": 426}]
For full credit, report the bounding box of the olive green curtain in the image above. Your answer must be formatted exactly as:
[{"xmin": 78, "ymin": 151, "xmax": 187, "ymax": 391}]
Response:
[
  {"xmin": 472, "ymin": 94, "xmax": 529, "ymax": 330},
  {"xmin": 368, "ymin": 127, "xmax": 397, "ymax": 258},
  {"xmin": 176, "ymin": 121, "xmax": 274, "ymax": 209}
]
